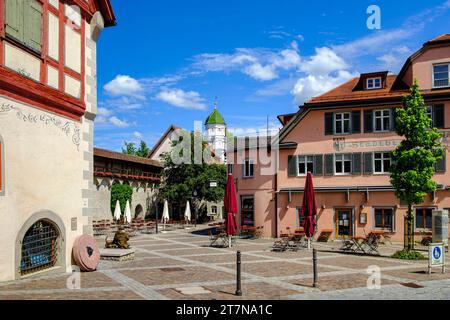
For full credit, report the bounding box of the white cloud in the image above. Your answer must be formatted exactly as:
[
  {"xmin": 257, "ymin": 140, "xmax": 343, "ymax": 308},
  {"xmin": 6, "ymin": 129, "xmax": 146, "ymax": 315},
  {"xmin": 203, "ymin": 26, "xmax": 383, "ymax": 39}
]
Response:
[
  {"xmin": 292, "ymin": 70, "xmax": 356, "ymax": 105},
  {"xmin": 133, "ymin": 131, "xmax": 143, "ymax": 139},
  {"xmin": 244, "ymin": 63, "xmax": 278, "ymax": 81},
  {"xmin": 109, "ymin": 116, "xmax": 130, "ymax": 128},
  {"xmin": 104, "ymin": 75, "xmax": 145, "ymax": 100},
  {"xmin": 156, "ymin": 89, "xmax": 207, "ymax": 110},
  {"xmin": 300, "ymin": 47, "xmax": 347, "ymax": 75}
]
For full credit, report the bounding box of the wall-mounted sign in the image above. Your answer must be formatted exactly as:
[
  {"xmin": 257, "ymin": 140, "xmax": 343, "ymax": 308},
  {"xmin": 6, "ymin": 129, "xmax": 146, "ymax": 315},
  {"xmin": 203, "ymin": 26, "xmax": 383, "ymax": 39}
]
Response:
[
  {"xmin": 428, "ymin": 243, "xmax": 446, "ymax": 274},
  {"xmin": 359, "ymin": 212, "xmax": 367, "ymax": 225},
  {"xmin": 333, "ymin": 139, "xmax": 403, "ymax": 152},
  {"xmin": 210, "ymin": 181, "xmax": 218, "ymax": 188}
]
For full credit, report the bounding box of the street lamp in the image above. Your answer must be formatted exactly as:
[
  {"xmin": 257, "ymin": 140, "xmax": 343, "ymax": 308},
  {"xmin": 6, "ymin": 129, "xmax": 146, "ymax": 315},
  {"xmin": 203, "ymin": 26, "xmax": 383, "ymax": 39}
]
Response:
[
  {"xmin": 193, "ymin": 190, "xmax": 198, "ymax": 228},
  {"xmin": 154, "ymin": 186, "xmax": 159, "ymax": 234}
]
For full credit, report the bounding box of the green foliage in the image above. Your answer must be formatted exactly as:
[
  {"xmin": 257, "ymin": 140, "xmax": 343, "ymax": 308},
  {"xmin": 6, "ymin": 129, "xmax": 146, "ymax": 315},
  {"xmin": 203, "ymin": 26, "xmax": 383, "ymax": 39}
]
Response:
[
  {"xmin": 160, "ymin": 131, "xmax": 227, "ymax": 218},
  {"xmin": 111, "ymin": 183, "xmax": 133, "ymax": 214},
  {"xmin": 122, "ymin": 140, "xmax": 150, "ymax": 158},
  {"xmin": 390, "ymin": 80, "xmax": 444, "ymax": 250},
  {"xmin": 391, "ymin": 250, "xmax": 425, "ymax": 260}
]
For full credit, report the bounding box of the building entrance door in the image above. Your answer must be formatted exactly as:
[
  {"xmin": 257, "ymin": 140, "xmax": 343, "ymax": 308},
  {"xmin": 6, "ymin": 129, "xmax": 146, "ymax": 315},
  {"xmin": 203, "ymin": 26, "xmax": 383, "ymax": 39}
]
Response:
[{"xmin": 336, "ymin": 209, "xmax": 353, "ymax": 238}]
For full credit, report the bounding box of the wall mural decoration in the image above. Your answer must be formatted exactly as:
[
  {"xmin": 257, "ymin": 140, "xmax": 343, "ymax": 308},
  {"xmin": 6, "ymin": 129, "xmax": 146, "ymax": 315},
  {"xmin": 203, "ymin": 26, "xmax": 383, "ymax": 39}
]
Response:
[{"xmin": 0, "ymin": 103, "xmax": 81, "ymax": 150}]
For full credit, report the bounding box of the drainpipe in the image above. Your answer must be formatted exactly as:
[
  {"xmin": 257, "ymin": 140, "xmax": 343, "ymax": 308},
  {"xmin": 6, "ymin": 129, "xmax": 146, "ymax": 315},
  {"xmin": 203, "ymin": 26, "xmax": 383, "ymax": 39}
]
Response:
[{"xmin": 274, "ymin": 172, "xmax": 278, "ymax": 238}]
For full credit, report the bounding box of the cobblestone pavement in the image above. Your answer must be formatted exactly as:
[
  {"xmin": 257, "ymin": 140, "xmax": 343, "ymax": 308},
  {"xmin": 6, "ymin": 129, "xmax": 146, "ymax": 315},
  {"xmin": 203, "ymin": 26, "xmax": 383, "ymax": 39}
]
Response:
[{"xmin": 1, "ymin": 226, "xmax": 449, "ymax": 300}]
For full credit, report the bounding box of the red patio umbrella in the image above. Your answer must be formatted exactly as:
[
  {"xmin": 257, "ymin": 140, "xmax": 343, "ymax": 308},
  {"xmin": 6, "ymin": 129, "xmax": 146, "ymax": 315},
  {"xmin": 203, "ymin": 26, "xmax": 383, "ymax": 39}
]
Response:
[
  {"xmin": 301, "ymin": 172, "xmax": 317, "ymax": 249},
  {"xmin": 224, "ymin": 174, "xmax": 238, "ymax": 246}
]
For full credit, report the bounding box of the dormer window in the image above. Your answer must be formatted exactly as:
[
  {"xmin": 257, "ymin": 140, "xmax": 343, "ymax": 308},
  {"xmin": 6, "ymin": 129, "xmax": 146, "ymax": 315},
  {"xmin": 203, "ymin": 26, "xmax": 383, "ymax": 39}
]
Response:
[
  {"xmin": 367, "ymin": 77, "xmax": 382, "ymax": 90},
  {"xmin": 433, "ymin": 63, "xmax": 449, "ymax": 88}
]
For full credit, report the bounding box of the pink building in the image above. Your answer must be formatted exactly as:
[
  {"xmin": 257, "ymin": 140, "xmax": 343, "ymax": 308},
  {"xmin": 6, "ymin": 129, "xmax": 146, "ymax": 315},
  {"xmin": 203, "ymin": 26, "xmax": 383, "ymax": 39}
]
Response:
[{"xmin": 228, "ymin": 34, "xmax": 450, "ymax": 242}]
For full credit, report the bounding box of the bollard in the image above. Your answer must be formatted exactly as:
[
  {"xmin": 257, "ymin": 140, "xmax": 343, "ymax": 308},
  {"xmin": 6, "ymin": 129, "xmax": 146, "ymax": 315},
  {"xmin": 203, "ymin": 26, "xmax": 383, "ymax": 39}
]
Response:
[
  {"xmin": 313, "ymin": 249, "xmax": 318, "ymax": 288},
  {"xmin": 235, "ymin": 251, "xmax": 242, "ymax": 296}
]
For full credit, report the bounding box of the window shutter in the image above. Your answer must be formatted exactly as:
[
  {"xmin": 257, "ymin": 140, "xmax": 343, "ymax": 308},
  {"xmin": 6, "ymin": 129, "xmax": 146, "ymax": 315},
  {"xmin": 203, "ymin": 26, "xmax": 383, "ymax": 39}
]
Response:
[
  {"xmin": 314, "ymin": 155, "xmax": 323, "ymax": 176},
  {"xmin": 352, "ymin": 111, "xmax": 361, "ymax": 134},
  {"xmin": 433, "ymin": 105, "xmax": 445, "ymax": 129},
  {"xmin": 352, "ymin": 153, "xmax": 362, "ymax": 175},
  {"xmin": 363, "ymin": 153, "xmax": 373, "ymax": 175},
  {"xmin": 324, "ymin": 154, "xmax": 334, "ymax": 176},
  {"xmin": 435, "ymin": 154, "xmax": 446, "ymax": 173},
  {"xmin": 364, "ymin": 110, "xmax": 373, "ymax": 133},
  {"xmin": 390, "ymin": 108, "xmax": 397, "ymax": 131},
  {"xmin": 24, "ymin": 0, "xmax": 43, "ymax": 53},
  {"xmin": 324, "ymin": 113, "xmax": 334, "ymax": 135},
  {"xmin": 5, "ymin": 0, "xmax": 24, "ymax": 42},
  {"xmin": 288, "ymin": 156, "xmax": 298, "ymax": 177}
]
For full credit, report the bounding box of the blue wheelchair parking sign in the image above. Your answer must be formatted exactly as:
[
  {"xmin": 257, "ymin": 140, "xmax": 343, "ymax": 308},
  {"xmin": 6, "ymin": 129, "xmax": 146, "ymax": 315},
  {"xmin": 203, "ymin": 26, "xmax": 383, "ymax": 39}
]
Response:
[{"xmin": 434, "ymin": 247, "xmax": 442, "ymax": 260}]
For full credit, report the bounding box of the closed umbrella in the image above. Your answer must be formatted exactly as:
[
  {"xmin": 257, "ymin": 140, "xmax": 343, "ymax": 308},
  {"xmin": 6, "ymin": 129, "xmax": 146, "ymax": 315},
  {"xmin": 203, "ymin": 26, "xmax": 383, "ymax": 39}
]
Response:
[
  {"xmin": 162, "ymin": 200, "xmax": 170, "ymax": 229},
  {"xmin": 301, "ymin": 172, "xmax": 317, "ymax": 250},
  {"xmin": 224, "ymin": 174, "xmax": 238, "ymax": 247},
  {"xmin": 184, "ymin": 201, "xmax": 191, "ymax": 223},
  {"xmin": 125, "ymin": 200, "xmax": 132, "ymax": 224},
  {"xmin": 113, "ymin": 200, "xmax": 121, "ymax": 221}
]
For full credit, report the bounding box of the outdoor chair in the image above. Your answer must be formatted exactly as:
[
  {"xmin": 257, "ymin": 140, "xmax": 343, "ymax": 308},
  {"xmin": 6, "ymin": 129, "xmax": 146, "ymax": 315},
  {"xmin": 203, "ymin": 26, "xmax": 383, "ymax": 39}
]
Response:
[
  {"xmin": 362, "ymin": 234, "xmax": 380, "ymax": 255},
  {"xmin": 272, "ymin": 237, "xmax": 289, "ymax": 252},
  {"xmin": 209, "ymin": 230, "xmax": 230, "ymax": 248}
]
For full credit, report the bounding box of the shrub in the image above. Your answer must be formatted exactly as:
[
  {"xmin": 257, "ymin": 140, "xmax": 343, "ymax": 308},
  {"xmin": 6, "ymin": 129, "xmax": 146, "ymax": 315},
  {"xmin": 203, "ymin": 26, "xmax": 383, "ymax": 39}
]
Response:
[
  {"xmin": 391, "ymin": 250, "xmax": 425, "ymax": 260},
  {"xmin": 111, "ymin": 183, "xmax": 133, "ymax": 215}
]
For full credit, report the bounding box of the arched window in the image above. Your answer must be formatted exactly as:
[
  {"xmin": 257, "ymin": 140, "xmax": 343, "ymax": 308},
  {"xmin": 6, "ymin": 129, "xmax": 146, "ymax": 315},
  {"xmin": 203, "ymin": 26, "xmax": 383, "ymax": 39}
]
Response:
[{"xmin": 20, "ymin": 220, "xmax": 60, "ymax": 275}]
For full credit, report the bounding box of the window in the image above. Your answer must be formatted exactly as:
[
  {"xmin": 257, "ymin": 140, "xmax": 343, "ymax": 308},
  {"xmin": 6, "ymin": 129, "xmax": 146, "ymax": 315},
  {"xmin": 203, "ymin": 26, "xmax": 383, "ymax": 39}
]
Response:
[
  {"xmin": 335, "ymin": 154, "xmax": 352, "ymax": 175},
  {"xmin": 298, "ymin": 156, "xmax": 314, "ymax": 176},
  {"xmin": 415, "ymin": 208, "xmax": 433, "ymax": 229},
  {"xmin": 243, "ymin": 159, "xmax": 254, "ymax": 178},
  {"xmin": 5, "ymin": 0, "xmax": 43, "ymax": 53},
  {"xmin": 433, "ymin": 63, "xmax": 449, "ymax": 88},
  {"xmin": 335, "ymin": 112, "xmax": 351, "ymax": 134},
  {"xmin": 374, "ymin": 152, "xmax": 391, "ymax": 174},
  {"xmin": 241, "ymin": 196, "xmax": 255, "ymax": 227},
  {"xmin": 374, "ymin": 208, "xmax": 394, "ymax": 231},
  {"xmin": 367, "ymin": 77, "xmax": 382, "ymax": 89},
  {"xmin": 227, "ymin": 164, "xmax": 234, "ymax": 175},
  {"xmin": 211, "ymin": 206, "xmax": 218, "ymax": 215},
  {"xmin": 374, "ymin": 110, "xmax": 391, "ymax": 132}
]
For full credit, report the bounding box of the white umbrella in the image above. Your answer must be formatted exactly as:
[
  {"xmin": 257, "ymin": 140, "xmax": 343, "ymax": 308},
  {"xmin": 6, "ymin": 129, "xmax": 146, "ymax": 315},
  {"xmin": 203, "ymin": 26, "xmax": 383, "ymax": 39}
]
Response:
[
  {"xmin": 184, "ymin": 201, "xmax": 191, "ymax": 222},
  {"xmin": 125, "ymin": 200, "xmax": 132, "ymax": 224},
  {"xmin": 113, "ymin": 200, "xmax": 122, "ymax": 221},
  {"xmin": 162, "ymin": 200, "xmax": 170, "ymax": 228}
]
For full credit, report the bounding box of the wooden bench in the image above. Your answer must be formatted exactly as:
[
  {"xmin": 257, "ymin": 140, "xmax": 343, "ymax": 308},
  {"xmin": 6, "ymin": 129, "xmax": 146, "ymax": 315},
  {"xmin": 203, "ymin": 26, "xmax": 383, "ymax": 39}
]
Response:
[{"xmin": 317, "ymin": 229, "xmax": 333, "ymax": 242}]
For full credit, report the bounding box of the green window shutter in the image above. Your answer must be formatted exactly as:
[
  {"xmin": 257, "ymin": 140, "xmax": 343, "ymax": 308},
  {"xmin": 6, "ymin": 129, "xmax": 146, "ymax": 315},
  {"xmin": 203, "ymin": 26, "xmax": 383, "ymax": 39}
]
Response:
[
  {"xmin": 288, "ymin": 156, "xmax": 298, "ymax": 177},
  {"xmin": 364, "ymin": 110, "xmax": 373, "ymax": 133},
  {"xmin": 352, "ymin": 153, "xmax": 362, "ymax": 175},
  {"xmin": 5, "ymin": 0, "xmax": 24, "ymax": 42},
  {"xmin": 433, "ymin": 105, "xmax": 445, "ymax": 129},
  {"xmin": 314, "ymin": 155, "xmax": 324, "ymax": 176},
  {"xmin": 324, "ymin": 113, "xmax": 334, "ymax": 135},
  {"xmin": 363, "ymin": 152, "xmax": 373, "ymax": 175},
  {"xmin": 435, "ymin": 153, "xmax": 446, "ymax": 173},
  {"xmin": 24, "ymin": 0, "xmax": 43, "ymax": 53},
  {"xmin": 324, "ymin": 154, "xmax": 334, "ymax": 176},
  {"xmin": 351, "ymin": 111, "xmax": 361, "ymax": 134}
]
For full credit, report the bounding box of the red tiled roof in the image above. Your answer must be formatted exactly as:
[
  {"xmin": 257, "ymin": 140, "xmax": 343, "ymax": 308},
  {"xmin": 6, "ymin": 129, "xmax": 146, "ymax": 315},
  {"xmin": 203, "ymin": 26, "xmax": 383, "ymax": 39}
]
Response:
[
  {"xmin": 306, "ymin": 75, "xmax": 409, "ymax": 105},
  {"xmin": 426, "ymin": 34, "xmax": 450, "ymax": 44},
  {"xmin": 94, "ymin": 148, "xmax": 163, "ymax": 168}
]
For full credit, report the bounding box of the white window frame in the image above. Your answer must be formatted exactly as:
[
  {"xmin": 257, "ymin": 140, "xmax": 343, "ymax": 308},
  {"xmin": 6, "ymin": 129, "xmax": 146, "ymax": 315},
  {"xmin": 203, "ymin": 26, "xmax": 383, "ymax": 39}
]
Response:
[
  {"xmin": 432, "ymin": 63, "xmax": 450, "ymax": 89},
  {"xmin": 243, "ymin": 158, "xmax": 254, "ymax": 178},
  {"xmin": 373, "ymin": 109, "xmax": 391, "ymax": 132},
  {"xmin": 373, "ymin": 152, "xmax": 391, "ymax": 174},
  {"xmin": 373, "ymin": 207, "xmax": 396, "ymax": 232},
  {"xmin": 334, "ymin": 112, "xmax": 351, "ymax": 135},
  {"xmin": 367, "ymin": 77, "xmax": 382, "ymax": 90},
  {"xmin": 297, "ymin": 155, "xmax": 314, "ymax": 176},
  {"xmin": 335, "ymin": 154, "xmax": 352, "ymax": 176}
]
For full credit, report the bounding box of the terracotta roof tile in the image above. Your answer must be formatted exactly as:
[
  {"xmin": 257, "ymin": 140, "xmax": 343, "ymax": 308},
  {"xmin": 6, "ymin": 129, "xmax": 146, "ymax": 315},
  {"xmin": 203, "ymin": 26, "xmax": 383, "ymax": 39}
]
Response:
[
  {"xmin": 94, "ymin": 148, "xmax": 163, "ymax": 168},
  {"xmin": 427, "ymin": 34, "xmax": 450, "ymax": 44}
]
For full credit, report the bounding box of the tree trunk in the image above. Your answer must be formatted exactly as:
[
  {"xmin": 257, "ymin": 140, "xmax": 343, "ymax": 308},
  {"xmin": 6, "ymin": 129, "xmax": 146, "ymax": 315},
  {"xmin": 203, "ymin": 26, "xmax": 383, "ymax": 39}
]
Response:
[{"xmin": 405, "ymin": 204, "xmax": 415, "ymax": 251}]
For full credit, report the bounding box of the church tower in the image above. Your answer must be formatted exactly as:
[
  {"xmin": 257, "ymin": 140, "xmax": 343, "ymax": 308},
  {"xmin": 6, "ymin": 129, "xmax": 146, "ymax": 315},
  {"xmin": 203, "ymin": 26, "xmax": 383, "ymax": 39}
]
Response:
[{"xmin": 204, "ymin": 102, "xmax": 227, "ymax": 164}]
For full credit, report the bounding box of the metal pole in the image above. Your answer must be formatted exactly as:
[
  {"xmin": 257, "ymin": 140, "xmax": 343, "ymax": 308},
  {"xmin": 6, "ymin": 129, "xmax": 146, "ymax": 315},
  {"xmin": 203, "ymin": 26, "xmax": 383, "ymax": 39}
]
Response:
[
  {"xmin": 155, "ymin": 202, "xmax": 159, "ymax": 234},
  {"xmin": 235, "ymin": 251, "xmax": 242, "ymax": 296},
  {"xmin": 313, "ymin": 249, "xmax": 318, "ymax": 288}
]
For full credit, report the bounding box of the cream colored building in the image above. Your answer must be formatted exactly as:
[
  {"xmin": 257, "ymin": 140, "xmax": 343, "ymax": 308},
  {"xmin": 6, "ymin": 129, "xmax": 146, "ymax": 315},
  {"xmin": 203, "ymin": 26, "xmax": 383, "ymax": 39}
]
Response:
[{"xmin": 0, "ymin": 0, "xmax": 116, "ymax": 281}]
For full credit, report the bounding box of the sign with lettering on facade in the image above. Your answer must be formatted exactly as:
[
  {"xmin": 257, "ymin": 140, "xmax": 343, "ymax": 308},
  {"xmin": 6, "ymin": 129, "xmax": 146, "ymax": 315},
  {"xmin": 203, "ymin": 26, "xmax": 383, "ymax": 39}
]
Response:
[
  {"xmin": 333, "ymin": 139, "xmax": 403, "ymax": 152},
  {"xmin": 433, "ymin": 210, "xmax": 449, "ymax": 247},
  {"xmin": 428, "ymin": 243, "xmax": 446, "ymax": 274}
]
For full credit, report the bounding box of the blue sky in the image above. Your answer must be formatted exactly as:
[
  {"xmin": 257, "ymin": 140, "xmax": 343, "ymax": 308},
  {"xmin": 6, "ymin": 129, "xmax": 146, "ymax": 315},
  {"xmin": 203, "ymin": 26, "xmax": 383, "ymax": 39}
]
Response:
[{"xmin": 94, "ymin": 0, "xmax": 450, "ymax": 151}]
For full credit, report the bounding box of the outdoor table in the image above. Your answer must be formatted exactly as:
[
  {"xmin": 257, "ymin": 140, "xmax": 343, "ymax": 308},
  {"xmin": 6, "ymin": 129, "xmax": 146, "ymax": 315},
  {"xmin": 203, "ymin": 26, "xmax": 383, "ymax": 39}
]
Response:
[{"xmin": 341, "ymin": 236, "xmax": 366, "ymax": 253}]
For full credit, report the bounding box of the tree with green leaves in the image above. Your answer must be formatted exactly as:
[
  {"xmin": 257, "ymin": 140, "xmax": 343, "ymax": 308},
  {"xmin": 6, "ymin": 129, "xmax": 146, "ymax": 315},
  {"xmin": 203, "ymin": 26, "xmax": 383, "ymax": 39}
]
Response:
[
  {"xmin": 390, "ymin": 80, "xmax": 444, "ymax": 253},
  {"xmin": 160, "ymin": 130, "xmax": 227, "ymax": 222},
  {"xmin": 122, "ymin": 140, "xmax": 150, "ymax": 158},
  {"xmin": 110, "ymin": 182, "xmax": 133, "ymax": 215}
]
